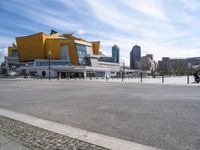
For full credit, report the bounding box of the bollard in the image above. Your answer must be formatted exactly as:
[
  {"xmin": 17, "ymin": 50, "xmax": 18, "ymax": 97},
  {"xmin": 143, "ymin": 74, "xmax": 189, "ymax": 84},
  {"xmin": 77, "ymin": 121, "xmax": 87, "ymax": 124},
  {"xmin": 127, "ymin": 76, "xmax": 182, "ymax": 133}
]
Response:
[{"xmin": 140, "ymin": 72, "xmax": 143, "ymax": 82}]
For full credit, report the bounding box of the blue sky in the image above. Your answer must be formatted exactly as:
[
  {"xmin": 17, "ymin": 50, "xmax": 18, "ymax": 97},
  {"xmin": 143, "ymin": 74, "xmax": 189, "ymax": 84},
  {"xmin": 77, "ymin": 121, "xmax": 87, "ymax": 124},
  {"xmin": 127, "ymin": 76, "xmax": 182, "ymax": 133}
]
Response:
[{"xmin": 0, "ymin": 0, "xmax": 200, "ymax": 64}]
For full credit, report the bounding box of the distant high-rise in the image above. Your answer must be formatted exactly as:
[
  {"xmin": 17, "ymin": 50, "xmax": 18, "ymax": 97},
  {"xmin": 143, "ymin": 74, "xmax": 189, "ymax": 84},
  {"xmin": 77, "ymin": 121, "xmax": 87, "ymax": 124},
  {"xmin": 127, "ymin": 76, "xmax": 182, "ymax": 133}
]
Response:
[
  {"xmin": 130, "ymin": 45, "xmax": 141, "ymax": 69},
  {"xmin": 112, "ymin": 45, "xmax": 120, "ymax": 63}
]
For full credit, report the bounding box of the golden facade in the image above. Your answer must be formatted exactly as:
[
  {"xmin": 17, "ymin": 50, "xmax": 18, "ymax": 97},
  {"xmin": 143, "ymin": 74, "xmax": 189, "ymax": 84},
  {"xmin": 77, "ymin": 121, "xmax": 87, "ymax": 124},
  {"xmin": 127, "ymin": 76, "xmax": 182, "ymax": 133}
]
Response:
[
  {"xmin": 8, "ymin": 43, "xmax": 18, "ymax": 57},
  {"xmin": 8, "ymin": 32, "xmax": 100, "ymax": 65}
]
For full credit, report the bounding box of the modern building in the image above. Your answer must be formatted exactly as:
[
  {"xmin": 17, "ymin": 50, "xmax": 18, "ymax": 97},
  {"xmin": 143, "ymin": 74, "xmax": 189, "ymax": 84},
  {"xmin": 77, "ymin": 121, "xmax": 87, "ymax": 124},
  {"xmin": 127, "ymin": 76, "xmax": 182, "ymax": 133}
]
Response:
[
  {"xmin": 137, "ymin": 54, "xmax": 156, "ymax": 72},
  {"xmin": 157, "ymin": 57, "xmax": 200, "ymax": 75},
  {"xmin": 112, "ymin": 45, "xmax": 120, "ymax": 63},
  {"xmin": 130, "ymin": 45, "xmax": 141, "ymax": 69},
  {"xmin": 98, "ymin": 57, "xmax": 116, "ymax": 63},
  {"xmin": 5, "ymin": 30, "xmax": 120, "ymax": 78}
]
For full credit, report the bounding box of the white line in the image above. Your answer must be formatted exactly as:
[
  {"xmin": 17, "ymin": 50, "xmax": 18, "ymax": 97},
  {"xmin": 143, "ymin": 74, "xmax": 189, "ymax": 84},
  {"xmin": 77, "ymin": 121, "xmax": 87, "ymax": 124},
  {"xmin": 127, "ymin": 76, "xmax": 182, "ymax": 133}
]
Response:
[{"xmin": 0, "ymin": 108, "xmax": 160, "ymax": 150}]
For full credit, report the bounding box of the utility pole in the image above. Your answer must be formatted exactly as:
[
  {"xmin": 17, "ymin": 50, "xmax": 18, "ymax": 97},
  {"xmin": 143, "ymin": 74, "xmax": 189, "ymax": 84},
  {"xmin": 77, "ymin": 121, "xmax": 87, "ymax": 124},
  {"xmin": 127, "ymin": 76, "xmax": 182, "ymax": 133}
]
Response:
[{"xmin": 48, "ymin": 50, "xmax": 51, "ymax": 80}]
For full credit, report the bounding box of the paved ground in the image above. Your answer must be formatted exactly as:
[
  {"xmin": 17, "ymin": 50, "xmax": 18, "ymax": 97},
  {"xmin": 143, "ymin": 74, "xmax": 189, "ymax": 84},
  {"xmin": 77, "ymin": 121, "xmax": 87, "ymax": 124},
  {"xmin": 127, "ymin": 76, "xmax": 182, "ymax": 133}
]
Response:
[
  {"xmin": 90, "ymin": 76, "xmax": 196, "ymax": 85},
  {"xmin": 0, "ymin": 134, "xmax": 29, "ymax": 150},
  {"xmin": 0, "ymin": 115, "xmax": 107, "ymax": 150},
  {"xmin": 0, "ymin": 79, "xmax": 200, "ymax": 150}
]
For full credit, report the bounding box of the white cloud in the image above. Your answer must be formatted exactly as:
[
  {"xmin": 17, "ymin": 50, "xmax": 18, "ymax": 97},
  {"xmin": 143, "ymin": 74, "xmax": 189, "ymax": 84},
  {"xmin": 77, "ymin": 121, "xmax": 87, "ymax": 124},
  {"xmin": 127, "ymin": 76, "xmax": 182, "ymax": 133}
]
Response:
[
  {"xmin": 181, "ymin": 0, "xmax": 200, "ymax": 11},
  {"xmin": 85, "ymin": 0, "xmax": 140, "ymax": 31},
  {"xmin": 77, "ymin": 30, "xmax": 86, "ymax": 35},
  {"xmin": 0, "ymin": 36, "xmax": 13, "ymax": 63},
  {"xmin": 99, "ymin": 31, "xmax": 200, "ymax": 65},
  {"xmin": 0, "ymin": 36, "xmax": 13, "ymax": 46},
  {"xmin": 99, "ymin": 49, "xmax": 109, "ymax": 56},
  {"xmin": 1, "ymin": 0, "xmax": 200, "ymax": 65},
  {"xmin": 0, "ymin": 48, "xmax": 7, "ymax": 63},
  {"xmin": 85, "ymin": 0, "xmax": 200, "ymax": 65},
  {"xmin": 85, "ymin": 0, "xmax": 187, "ymax": 40},
  {"xmin": 0, "ymin": 48, "xmax": 7, "ymax": 56},
  {"xmin": 1, "ymin": 0, "xmax": 80, "ymax": 31},
  {"xmin": 124, "ymin": 0, "xmax": 168, "ymax": 20}
]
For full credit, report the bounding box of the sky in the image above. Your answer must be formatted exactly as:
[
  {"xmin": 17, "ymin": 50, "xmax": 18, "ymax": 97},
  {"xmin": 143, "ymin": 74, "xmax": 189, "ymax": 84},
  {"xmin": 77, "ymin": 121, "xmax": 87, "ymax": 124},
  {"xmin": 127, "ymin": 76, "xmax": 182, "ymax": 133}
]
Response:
[{"xmin": 0, "ymin": 0, "xmax": 200, "ymax": 65}]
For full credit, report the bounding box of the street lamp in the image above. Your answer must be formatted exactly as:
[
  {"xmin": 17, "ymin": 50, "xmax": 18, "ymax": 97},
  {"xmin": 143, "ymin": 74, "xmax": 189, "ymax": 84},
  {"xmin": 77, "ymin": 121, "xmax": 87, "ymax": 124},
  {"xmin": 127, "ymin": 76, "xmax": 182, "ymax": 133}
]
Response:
[
  {"xmin": 48, "ymin": 50, "xmax": 51, "ymax": 80},
  {"xmin": 187, "ymin": 63, "xmax": 191, "ymax": 84},
  {"xmin": 162, "ymin": 71, "xmax": 164, "ymax": 83},
  {"xmin": 122, "ymin": 60, "xmax": 125, "ymax": 82},
  {"xmin": 25, "ymin": 64, "xmax": 28, "ymax": 78}
]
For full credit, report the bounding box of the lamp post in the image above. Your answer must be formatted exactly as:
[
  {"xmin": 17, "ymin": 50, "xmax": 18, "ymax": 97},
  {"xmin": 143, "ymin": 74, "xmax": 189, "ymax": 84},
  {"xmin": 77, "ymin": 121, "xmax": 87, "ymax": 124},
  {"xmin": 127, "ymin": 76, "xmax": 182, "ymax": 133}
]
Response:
[
  {"xmin": 140, "ymin": 72, "xmax": 143, "ymax": 82},
  {"xmin": 122, "ymin": 60, "xmax": 125, "ymax": 82},
  {"xmin": 48, "ymin": 50, "xmax": 51, "ymax": 80},
  {"xmin": 25, "ymin": 64, "xmax": 28, "ymax": 78},
  {"xmin": 162, "ymin": 72, "xmax": 164, "ymax": 83},
  {"xmin": 187, "ymin": 63, "xmax": 191, "ymax": 84}
]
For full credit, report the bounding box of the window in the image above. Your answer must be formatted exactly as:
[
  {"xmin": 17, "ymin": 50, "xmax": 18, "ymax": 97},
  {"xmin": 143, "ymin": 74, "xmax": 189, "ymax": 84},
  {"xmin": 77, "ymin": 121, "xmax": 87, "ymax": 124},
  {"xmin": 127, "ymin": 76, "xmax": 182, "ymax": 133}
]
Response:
[
  {"xmin": 77, "ymin": 51, "xmax": 87, "ymax": 57},
  {"xmin": 12, "ymin": 50, "xmax": 18, "ymax": 57},
  {"xmin": 76, "ymin": 44, "xmax": 90, "ymax": 66},
  {"xmin": 86, "ymin": 46, "xmax": 93, "ymax": 55},
  {"xmin": 60, "ymin": 45, "xmax": 70, "ymax": 63},
  {"xmin": 76, "ymin": 44, "xmax": 86, "ymax": 52}
]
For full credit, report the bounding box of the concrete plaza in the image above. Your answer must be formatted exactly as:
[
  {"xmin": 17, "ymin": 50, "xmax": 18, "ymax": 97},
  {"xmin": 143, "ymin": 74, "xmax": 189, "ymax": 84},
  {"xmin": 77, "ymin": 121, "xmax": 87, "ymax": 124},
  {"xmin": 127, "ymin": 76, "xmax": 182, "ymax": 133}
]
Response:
[{"xmin": 0, "ymin": 79, "xmax": 200, "ymax": 150}]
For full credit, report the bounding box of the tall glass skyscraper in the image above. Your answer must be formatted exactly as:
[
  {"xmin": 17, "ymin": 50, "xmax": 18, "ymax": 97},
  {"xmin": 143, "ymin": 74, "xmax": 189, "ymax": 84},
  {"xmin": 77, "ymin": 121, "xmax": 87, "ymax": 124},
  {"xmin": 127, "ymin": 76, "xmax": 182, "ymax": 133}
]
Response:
[
  {"xmin": 130, "ymin": 45, "xmax": 141, "ymax": 69},
  {"xmin": 112, "ymin": 45, "xmax": 120, "ymax": 63}
]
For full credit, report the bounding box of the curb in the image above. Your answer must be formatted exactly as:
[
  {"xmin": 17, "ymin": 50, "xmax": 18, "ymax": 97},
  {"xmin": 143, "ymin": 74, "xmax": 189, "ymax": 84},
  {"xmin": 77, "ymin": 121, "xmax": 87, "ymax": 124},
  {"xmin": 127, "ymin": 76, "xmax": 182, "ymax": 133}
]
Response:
[{"xmin": 0, "ymin": 108, "xmax": 160, "ymax": 150}]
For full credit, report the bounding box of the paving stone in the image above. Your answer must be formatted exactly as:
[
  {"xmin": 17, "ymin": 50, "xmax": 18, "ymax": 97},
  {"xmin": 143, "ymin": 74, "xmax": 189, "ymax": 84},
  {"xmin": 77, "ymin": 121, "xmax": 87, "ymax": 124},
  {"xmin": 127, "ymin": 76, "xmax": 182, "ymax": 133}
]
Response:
[{"xmin": 0, "ymin": 115, "xmax": 109, "ymax": 150}]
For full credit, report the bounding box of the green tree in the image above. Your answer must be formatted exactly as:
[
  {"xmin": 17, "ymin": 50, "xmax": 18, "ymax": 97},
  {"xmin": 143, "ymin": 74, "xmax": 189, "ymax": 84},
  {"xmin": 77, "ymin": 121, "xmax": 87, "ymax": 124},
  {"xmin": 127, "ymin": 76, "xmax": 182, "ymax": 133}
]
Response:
[{"xmin": 175, "ymin": 62, "xmax": 187, "ymax": 75}]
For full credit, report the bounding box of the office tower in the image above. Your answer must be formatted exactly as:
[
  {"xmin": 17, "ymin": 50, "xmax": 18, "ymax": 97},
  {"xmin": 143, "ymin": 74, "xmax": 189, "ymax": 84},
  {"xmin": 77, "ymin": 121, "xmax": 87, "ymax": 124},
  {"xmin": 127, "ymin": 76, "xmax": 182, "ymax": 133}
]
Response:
[
  {"xmin": 130, "ymin": 45, "xmax": 141, "ymax": 69},
  {"xmin": 112, "ymin": 45, "xmax": 120, "ymax": 63}
]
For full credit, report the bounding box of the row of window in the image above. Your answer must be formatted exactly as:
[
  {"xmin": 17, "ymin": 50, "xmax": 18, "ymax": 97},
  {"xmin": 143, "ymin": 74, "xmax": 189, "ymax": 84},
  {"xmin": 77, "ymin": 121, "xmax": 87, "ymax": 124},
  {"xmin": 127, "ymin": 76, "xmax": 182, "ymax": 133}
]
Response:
[
  {"xmin": 34, "ymin": 61, "xmax": 70, "ymax": 67},
  {"xmin": 98, "ymin": 64, "xmax": 119, "ymax": 69}
]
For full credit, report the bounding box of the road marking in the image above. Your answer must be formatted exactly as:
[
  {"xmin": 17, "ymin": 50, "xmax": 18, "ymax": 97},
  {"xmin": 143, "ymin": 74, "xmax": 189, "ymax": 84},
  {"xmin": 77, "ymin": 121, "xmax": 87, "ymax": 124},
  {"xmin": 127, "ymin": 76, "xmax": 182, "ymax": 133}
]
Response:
[{"xmin": 0, "ymin": 108, "xmax": 160, "ymax": 150}]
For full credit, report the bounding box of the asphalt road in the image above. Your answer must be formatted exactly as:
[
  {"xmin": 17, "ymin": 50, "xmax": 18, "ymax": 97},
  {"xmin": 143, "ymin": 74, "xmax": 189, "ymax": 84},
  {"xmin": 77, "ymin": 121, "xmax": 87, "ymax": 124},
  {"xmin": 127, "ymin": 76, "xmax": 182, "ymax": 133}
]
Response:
[{"xmin": 0, "ymin": 79, "xmax": 200, "ymax": 150}]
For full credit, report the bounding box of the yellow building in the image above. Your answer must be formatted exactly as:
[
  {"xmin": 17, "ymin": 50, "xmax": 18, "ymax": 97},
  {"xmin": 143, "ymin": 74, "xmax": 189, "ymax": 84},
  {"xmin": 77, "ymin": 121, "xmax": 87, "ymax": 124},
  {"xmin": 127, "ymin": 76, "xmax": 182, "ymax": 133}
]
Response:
[
  {"xmin": 6, "ymin": 30, "xmax": 120, "ymax": 78},
  {"xmin": 8, "ymin": 31, "xmax": 100, "ymax": 65}
]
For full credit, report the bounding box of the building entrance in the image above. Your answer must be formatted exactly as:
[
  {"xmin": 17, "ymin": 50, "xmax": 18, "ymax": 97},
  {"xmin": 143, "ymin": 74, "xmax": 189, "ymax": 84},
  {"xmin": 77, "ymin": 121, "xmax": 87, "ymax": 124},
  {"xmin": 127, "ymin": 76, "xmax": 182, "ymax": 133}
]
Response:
[{"xmin": 58, "ymin": 72, "xmax": 84, "ymax": 79}]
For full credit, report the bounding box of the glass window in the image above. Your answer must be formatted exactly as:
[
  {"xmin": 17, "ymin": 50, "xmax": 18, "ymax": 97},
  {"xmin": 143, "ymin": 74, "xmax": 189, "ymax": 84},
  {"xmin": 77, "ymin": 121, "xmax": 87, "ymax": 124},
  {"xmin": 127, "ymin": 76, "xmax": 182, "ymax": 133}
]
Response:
[
  {"xmin": 86, "ymin": 46, "xmax": 93, "ymax": 55},
  {"xmin": 76, "ymin": 44, "xmax": 89, "ymax": 66},
  {"xmin": 77, "ymin": 51, "xmax": 87, "ymax": 58},
  {"xmin": 12, "ymin": 50, "xmax": 18, "ymax": 57},
  {"xmin": 78, "ymin": 58, "xmax": 86, "ymax": 65},
  {"xmin": 60, "ymin": 45, "xmax": 70, "ymax": 62},
  {"xmin": 76, "ymin": 44, "xmax": 86, "ymax": 52}
]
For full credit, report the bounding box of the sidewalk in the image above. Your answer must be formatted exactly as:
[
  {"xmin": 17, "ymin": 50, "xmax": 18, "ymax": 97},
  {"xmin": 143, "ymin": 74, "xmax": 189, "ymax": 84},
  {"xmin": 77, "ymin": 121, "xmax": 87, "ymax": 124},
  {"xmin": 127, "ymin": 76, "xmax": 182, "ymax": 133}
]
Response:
[
  {"xmin": 0, "ymin": 108, "xmax": 159, "ymax": 150},
  {"xmin": 0, "ymin": 115, "xmax": 108, "ymax": 150},
  {"xmin": 0, "ymin": 134, "xmax": 29, "ymax": 150}
]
